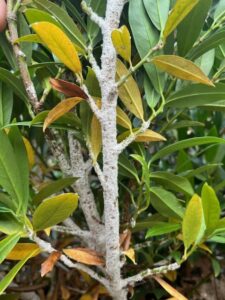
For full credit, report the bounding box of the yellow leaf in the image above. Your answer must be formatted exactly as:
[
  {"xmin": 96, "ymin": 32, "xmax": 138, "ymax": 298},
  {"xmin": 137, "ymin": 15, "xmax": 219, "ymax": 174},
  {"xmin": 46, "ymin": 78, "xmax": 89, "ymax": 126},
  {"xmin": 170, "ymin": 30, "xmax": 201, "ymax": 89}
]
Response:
[
  {"xmin": 135, "ymin": 129, "xmax": 166, "ymax": 142},
  {"xmin": 112, "ymin": 25, "xmax": 131, "ymax": 63},
  {"xmin": 182, "ymin": 194, "xmax": 205, "ymax": 255},
  {"xmin": 32, "ymin": 22, "xmax": 82, "ymax": 73},
  {"xmin": 80, "ymin": 294, "xmax": 92, "ymax": 300},
  {"xmin": 63, "ymin": 248, "xmax": 104, "ymax": 266},
  {"xmin": 90, "ymin": 115, "xmax": 102, "ymax": 161},
  {"xmin": 6, "ymin": 243, "xmax": 41, "ymax": 260},
  {"xmin": 151, "ymin": 55, "xmax": 214, "ymax": 86},
  {"xmin": 44, "ymin": 227, "xmax": 51, "ymax": 236},
  {"xmin": 165, "ymin": 271, "xmax": 177, "ymax": 282},
  {"xmin": 43, "ymin": 97, "xmax": 83, "ymax": 131},
  {"xmin": 23, "ymin": 137, "xmax": 35, "ymax": 169},
  {"xmin": 163, "ymin": 0, "xmax": 200, "ymax": 40},
  {"xmin": 116, "ymin": 59, "xmax": 144, "ymax": 120},
  {"xmin": 198, "ymin": 243, "xmax": 212, "ymax": 254},
  {"xmin": 123, "ymin": 248, "xmax": 136, "ymax": 264},
  {"xmin": 116, "ymin": 107, "xmax": 132, "ymax": 130},
  {"xmin": 154, "ymin": 276, "xmax": 188, "ymax": 300}
]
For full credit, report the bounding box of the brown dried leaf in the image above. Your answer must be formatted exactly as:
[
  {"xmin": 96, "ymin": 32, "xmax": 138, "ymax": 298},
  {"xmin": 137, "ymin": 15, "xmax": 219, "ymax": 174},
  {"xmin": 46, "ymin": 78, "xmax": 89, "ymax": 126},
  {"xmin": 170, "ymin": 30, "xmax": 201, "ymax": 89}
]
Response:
[
  {"xmin": 50, "ymin": 78, "xmax": 88, "ymax": 99},
  {"xmin": 43, "ymin": 97, "xmax": 83, "ymax": 131},
  {"xmin": 41, "ymin": 251, "xmax": 61, "ymax": 277},
  {"xmin": 63, "ymin": 248, "xmax": 104, "ymax": 266},
  {"xmin": 120, "ymin": 229, "xmax": 131, "ymax": 251}
]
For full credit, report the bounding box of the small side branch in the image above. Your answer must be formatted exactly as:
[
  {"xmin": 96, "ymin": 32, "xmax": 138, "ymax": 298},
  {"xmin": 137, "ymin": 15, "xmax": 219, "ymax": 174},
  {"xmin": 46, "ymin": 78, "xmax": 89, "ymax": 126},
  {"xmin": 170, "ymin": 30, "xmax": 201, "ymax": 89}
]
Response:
[
  {"xmin": 32, "ymin": 235, "xmax": 109, "ymax": 288},
  {"xmin": 52, "ymin": 225, "xmax": 92, "ymax": 240},
  {"xmin": 123, "ymin": 262, "xmax": 180, "ymax": 287},
  {"xmin": 81, "ymin": 84, "xmax": 102, "ymax": 121},
  {"xmin": 117, "ymin": 120, "xmax": 151, "ymax": 154}
]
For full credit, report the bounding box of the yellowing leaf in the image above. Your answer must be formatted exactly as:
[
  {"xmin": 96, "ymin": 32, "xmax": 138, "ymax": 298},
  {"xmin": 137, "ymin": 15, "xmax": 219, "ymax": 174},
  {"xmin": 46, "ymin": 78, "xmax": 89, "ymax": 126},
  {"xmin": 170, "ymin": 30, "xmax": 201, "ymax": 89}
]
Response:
[
  {"xmin": 80, "ymin": 294, "xmax": 92, "ymax": 300},
  {"xmin": 23, "ymin": 137, "xmax": 35, "ymax": 169},
  {"xmin": 151, "ymin": 55, "xmax": 214, "ymax": 86},
  {"xmin": 123, "ymin": 248, "xmax": 136, "ymax": 264},
  {"xmin": 112, "ymin": 25, "xmax": 131, "ymax": 63},
  {"xmin": 6, "ymin": 243, "xmax": 41, "ymax": 260},
  {"xmin": 116, "ymin": 107, "xmax": 132, "ymax": 130},
  {"xmin": 32, "ymin": 22, "xmax": 82, "ymax": 73},
  {"xmin": 63, "ymin": 248, "xmax": 104, "ymax": 266},
  {"xmin": 198, "ymin": 243, "xmax": 212, "ymax": 254},
  {"xmin": 15, "ymin": 34, "xmax": 42, "ymax": 44},
  {"xmin": 90, "ymin": 115, "xmax": 102, "ymax": 161},
  {"xmin": 116, "ymin": 59, "xmax": 144, "ymax": 120},
  {"xmin": 43, "ymin": 97, "xmax": 83, "ymax": 131},
  {"xmin": 41, "ymin": 251, "xmax": 61, "ymax": 277},
  {"xmin": 154, "ymin": 276, "xmax": 188, "ymax": 300},
  {"xmin": 33, "ymin": 193, "xmax": 79, "ymax": 231},
  {"xmin": 135, "ymin": 129, "xmax": 166, "ymax": 142},
  {"xmin": 182, "ymin": 194, "xmax": 205, "ymax": 255},
  {"xmin": 163, "ymin": 0, "xmax": 200, "ymax": 40},
  {"xmin": 165, "ymin": 271, "xmax": 177, "ymax": 282}
]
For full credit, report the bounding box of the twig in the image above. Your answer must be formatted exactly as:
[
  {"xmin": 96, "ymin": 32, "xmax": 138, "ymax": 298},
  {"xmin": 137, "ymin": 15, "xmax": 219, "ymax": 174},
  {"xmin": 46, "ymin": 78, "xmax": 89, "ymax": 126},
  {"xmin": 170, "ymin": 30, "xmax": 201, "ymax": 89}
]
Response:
[
  {"xmin": 52, "ymin": 225, "xmax": 91, "ymax": 239},
  {"xmin": 117, "ymin": 120, "xmax": 151, "ymax": 154},
  {"xmin": 81, "ymin": 84, "xmax": 102, "ymax": 121},
  {"xmin": 7, "ymin": 0, "xmax": 39, "ymax": 114},
  {"xmin": 122, "ymin": 263, "xmax": 180, "ymax": 287},
  {"xmin": 81, "ymin": 1, "xmax": 105, "ymax": 30}
]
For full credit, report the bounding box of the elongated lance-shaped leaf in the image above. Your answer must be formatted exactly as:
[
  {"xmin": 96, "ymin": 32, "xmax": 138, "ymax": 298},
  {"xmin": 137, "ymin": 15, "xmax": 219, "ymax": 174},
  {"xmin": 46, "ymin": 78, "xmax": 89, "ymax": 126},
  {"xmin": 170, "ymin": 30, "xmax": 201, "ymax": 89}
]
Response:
[{"xmin": 0, "ymin": 233, "xmax": 21, "ymax": 264}]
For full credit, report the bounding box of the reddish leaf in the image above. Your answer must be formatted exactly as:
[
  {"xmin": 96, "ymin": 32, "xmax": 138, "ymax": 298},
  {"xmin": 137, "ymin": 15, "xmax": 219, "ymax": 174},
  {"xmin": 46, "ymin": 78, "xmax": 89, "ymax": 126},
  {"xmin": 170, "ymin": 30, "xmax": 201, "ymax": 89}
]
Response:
[
  {"xmin": 41, "ymin": 251, "xmax": 61, "ymax": 277},
  {"xmin": 63, "ymin": 247, "xmax": 104, "ymax": 266},
  {"xmin": 50, "ymin": 78, "xmax": 88, "ymax": 99}
]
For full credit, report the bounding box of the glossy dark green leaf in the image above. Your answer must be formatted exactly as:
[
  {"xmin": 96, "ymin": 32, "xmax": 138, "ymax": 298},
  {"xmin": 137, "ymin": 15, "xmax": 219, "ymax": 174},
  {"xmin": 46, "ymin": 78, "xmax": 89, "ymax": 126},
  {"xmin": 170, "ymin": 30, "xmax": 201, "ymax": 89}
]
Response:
[
  {"xmin": 146, "ymin": 222, "xmax": 181, "ymax": 238},
  {"xmin": 151, "ymin": 171, "xmax": 194, "ymax": 196},
  {"xmin": 63, "ymin": 0, "xmax": 86, "ymax": 31},
  {"xmin": 177, "ymin": 0, "xmax": 212, "ymax": 56},
  {"xmin": 143, "ymin": 0, "xmax": 170, "ymax": 31},
  {"xmin": 0, "ymin": 68, "xmax": 28, "ymax": 105},
  {"xmin": 0, "ymin": 33, "xmax": 17, "ymax": 70},
  {"xmin": 24, "ymin": 8, "xmax": 61, "ymax": 27},
  {"xmin": 166, "ymin": 83, "xmax": 225, "ymax": 108},
  {"xmin": 33, "ymin": 193, "xmax": 79, "ymax": 231},
  {"xmin": 0, "ymin": 82, "xmax": 13, "ymax": 126},
  {"xmin": 188, "ymin": 29, "xmax": 225, "ymax": 60},
  {"xmin": 166, "ymin": 120, "xmax": 205, "ymax": 130},
  {"xmin": 129, "ymin": 0, "xmax": 165, "ymax": 93},
  {"xmin": 118, "ymin": 153, "xmax": 140, "ymax": 183},
  {"xmin": 150, "ymin": 187, "xmax": 185, "ymax": 219},
  {"xmin": 33, "ymin": 177, "xmax": 77, "ymax": 205},
  {"xmin": 151, "ymin": 136, "xmax": 225, "ymax": 162}
]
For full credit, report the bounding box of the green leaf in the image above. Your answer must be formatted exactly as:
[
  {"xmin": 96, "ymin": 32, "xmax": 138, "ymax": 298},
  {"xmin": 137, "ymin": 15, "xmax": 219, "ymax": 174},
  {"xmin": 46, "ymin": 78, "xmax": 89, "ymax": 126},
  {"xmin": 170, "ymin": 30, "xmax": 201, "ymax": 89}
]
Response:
[
  {"xmin": 146, "ymin": 222, "xmax": 181, "ymax": 238},
  {"xmin": 0, "ymin": 68, "xmax": 28, "ymax": 105},
  {"xmin": 85, "ymin": 67, "xmax": 101, "ymax": 97},
  {"xmin": 118, "ymin": 153, "xmax": 140, "ymax": 182},
  {"xmin": 87, "ymin": 0, "xmax": 106, "ymax": 45},
  {"xmin": 33, "ymin": 177, "xmax": 77, "ymax": 205},
  {"xmin": 163, "ymin": 0, "xmax": 200, "ymax": 40},
  {"xmin": 0, "ymin": 213, "xmax": 23, "ymax": 235},
  {"xmin": 166, "ymin": 83, "xmax": 225, "ymax": 108},
  {"xmin": 208, "ymin": 235, "xmax": 225, "ymax": 243},
  {"xmin": 0, "ymin": 82, "xmax": 13, "ymax": 126},
  {"xmin": 116, "ymin": 59, "xmax": 144, "ymax": 120},
  {"xmin": 151, "ymin": 55, "xmax": 213, "ymax": 86},
  {"xmin": 201, "ymin": 183, "xmax": 221, "ymax": 235},
  {"xmin": 129, "ymin": 0, "xmax": 165, "ymax": 93},
  {"xmin": 177, "ymin": 0, "xmax": 212, "ymax": 56},
  {"xmin": 143, "ymin": 0, "xmax": 170, "ymax": 31},
  {"xmin": 33, "ymin": 193, "xmax": 79, "ymax": 231},
  {"xmin": 0, "ymin": 233, "xmax": 20, "ymax": 264},
  {"xmin": 151, "ymin": 136, "xmax": 225, "ymax": 162},
  {"xmin": 0, "ymin": 33, "xmax": 17, "ymax": 70},
  {"xmin": 182, "ymin": 194, "xmax": 205, "ymax": 253},
  {"xmin": 166, "ymin": 120, "xmax": 205, "ymax": 130},
  {"xmin": 18, "ymin": 12, "xmax": 32, "ymax": 65},
  {"xmin": 0, "ymin": 130, "xmax": 26, "ymax": 213},
  {"xmin": 34, "ymin": 0, "xmax": 86, "ymax": 51},
  {"xmin": 151, "ymin": 171, "xmax": 194, "ymax": 196},
  {"xmin": 150, "ymin": 187, "xmax": 185, "ymax": 219},
  {"xmin": 0, "ymin": 248, "xmax": 39, "ymax": 294},
  {"xmin": 188, "ymin": 29, "xmax": 225, "ymax": 60},
  {"xmin": 195, "ymin": 49, "xmax": 215, "ymax": 76},
  {"xmin": 8, "ymin": 127, "xmax": 29, "ymax": 214},
  {"xmin": 15, "ymin": 34, "xmax": 42, "ymax": 44},
  {"xmin": 24, "ymin": 8, "xmax": 61, "ymax": 27}
]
